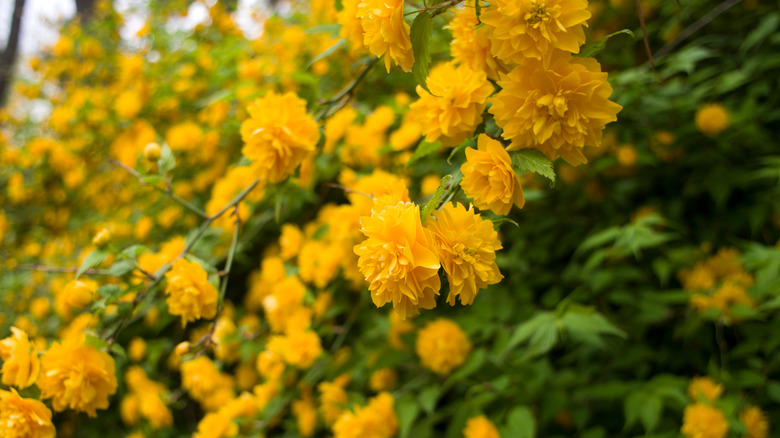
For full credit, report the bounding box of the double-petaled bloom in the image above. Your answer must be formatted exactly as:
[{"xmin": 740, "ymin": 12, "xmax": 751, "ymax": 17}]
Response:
[
  {"xmin": 356, "ymin": 0, "xmax": 414, "ymax": 71},
  {"xmin": 410, "ymin": 62, "xmax": 494, "ymax": 146},
  {"xmin": 241, "ymin": 91, "xmax": 320, "ymax": 183},
  {"xmin": 489, "ymin": 52, "xmax": 622, "ymax": 166},
  {"xmin": 460, "ymin": 134, "xmax": 525, "ymax": 215},
  {"xmin": 164, "ymin": 259, "xmax": 219, "ymax": 327},
  {"xmin": 354, "ymin": 202, "xmax": 441, "ymax": 319}
]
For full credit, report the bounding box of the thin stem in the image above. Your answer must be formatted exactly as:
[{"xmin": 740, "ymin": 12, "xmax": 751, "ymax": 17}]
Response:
[
  {"xmin": 109, "ymin": 158, "xmax": 208, "ymax": 219},
  {"xmin": 405, "ymin": 0, "xmax": 464, "ymax": 16},
  {"xmin": 15, "ymin": 264, "xmax": 116, "ymax": 276},
  {"xmin": 316, "ymin": 58, "xmax": 379, "ymax": 121},
  {"xmin": 635, "ymin": 0, "xmax": 655, "ymax": 68},
  {"xmin": 653, "ymin": 0, "xmax": 743, "ymax": 60}
]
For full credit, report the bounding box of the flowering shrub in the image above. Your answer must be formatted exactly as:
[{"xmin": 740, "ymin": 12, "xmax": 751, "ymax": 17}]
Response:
[{"xmin": 0, "ymin": 0, "xmax": 779, "ymax": 437}]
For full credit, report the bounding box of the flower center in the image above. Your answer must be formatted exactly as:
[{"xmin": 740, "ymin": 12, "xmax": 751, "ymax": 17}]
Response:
[
  {"xmin": 536, "ymin": 91, "xmax": 569, "ymax": 118},
  {"xmin": 525, "ymin": 1, "xmax": 551, "ymax": 28}
]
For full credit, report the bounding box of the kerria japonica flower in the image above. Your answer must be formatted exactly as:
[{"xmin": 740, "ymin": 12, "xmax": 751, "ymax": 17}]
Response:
[
  {"xmin": 354, "ymin": 202, "xmax": 441, "ymax": 319},
  {"xmin": 489, "ymin": 52, "xmax": 622, "ymax": 166},
  {"xmin": 481, "ymin": 0, "xmax": 591, "ymax": 64},
  {"xmin": 356, "ymin": 0, "xmax": 414, "ymax": 72}
]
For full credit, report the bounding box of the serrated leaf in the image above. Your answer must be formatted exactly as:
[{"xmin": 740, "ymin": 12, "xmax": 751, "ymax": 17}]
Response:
[
  {"xmin": 407, "ymin": 141, "xmax": 441, "ymax": 166},
  {"xmin": 120, "ymin": 245, "xmax": 148, "ymax": 260},
  {"xmin": 410, "ymin": 12, "xmax": 434, "ymax": 92},
  {"xmin": 578, "ymin": 29, "xmax": 634, "ymax": 58},
  {"xmin": 511, "ymin": 149, "xmax": 555, "ymax": 184},
  {"xmin": 109, "ymin": 343, "xmax": 127, "ymax": 359},
  {"xmin": 450, "ymin": 348, "xmax": 486, "ymax": 380},
  {"xmin": 106, "ymin": 260, "xmax": 135, "ymax": 277},
  {"xmin": 502, "ymin": 312, "xmax": 555, "ymax": 356},
  {"xmin": 524, "ymin": 321, "xmax": 558, "ymax": 359},
  {"xmin": 506, "ymin": 406, "xmax": 536, "ymax": 438},
  {"xmin": 418, "ymin": 385, "xmax": 440, "ymax": 414},
  {"xmin": 158, "ymin": 143, "xmax": 176, "ymax": 174},
  {"xmin": 76, "ymin": 249, "xmax": 109, "ymax": 279},
  {"xmin": 308, "ymin": 39, "xmax": 346, "ymax": 68},
  {"xmin": 560, "ymin": 312, "xmax": 627, "ymax": 339},
  {"xmin": 97, "ymin": 285, "xmax": 123, "ymax": 300}
]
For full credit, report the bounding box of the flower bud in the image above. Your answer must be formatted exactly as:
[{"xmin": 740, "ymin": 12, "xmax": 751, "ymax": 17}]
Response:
[
  {"xmin": 174, "ymin": 341, "xmax": 190, "ymax": 356},
  {"xmin": 92, "ymin": 228, "xmax": 111, "ymax": 247},
  {"xmin": 65, "ymin": 280, "xmax": 95, "ymax": 308},
  {"xmin": 144, "ymin": 142, "xmax": 162, "ymax": 161}
]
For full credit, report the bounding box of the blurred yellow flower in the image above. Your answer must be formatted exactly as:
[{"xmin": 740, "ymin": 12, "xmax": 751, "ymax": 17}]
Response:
[
  {"xmin": 369, "ymin": 368, "xmax": 398, "ymax": 392},
  {"xmin": 354, "ymin": 202, "xmax": 441, "ymax": 320},
  {"xmin": 280, "ymin": 224, "xmax": 304, "ymax": 260},
  {"xmin": 357, "ymin": 0, "xmax": 413, "ymax": 71},
  {"xmin": 267, "ymin": 329, "xmax": 323, "ymax": 369},
  {"xmin": 180, "ymin": 356, "xmax": 235, "ymax": 412},
  {"xmin": 292, "ymin": 393, "xmax": 318, "ymax": 437},
  {"xmin": 0, "ymin": 327, "xmax": 40, "ymax": 388},
  {"xmin": 0, "ymin": 389, "xmax": 55, "ymax": 438},
  {"xmin": 687, "ymin": 377, "xmax": 723, "ymax": 403},
  {"xmin": 319, "ymin": 376, "xmax": 350, "ymax": 425},
  {"xmin": 241, "ymin": 91, "xmax": 320, "ymax": 183},
  {"xmin": 38, "ymin": 337, "xmax": 118, "ymax": 417},
  {"xmin": 410, "ymin": 62, "xmax": 494, "ymax": 146},
  {"xmin": 740, "ymin": 406, "xmax": 769, "ymax": 438},
  {"xmin": 338, "ymin": 0, "xmax": 367, "ymax": 54},
  {"xmin": 489, "ymin": 52, "xmax": 622, "ymax": 166},
  {"xmin": 463, "ymin": 415, "xmax": 501, "ymax": 438},
  {"xmin": 415, "ymin": 318, "xmax": 472, "ymax": 375},
  {"xmin": 481, "ymin": 0, "xmax": 590, "ymax": 63},
  {"xmin": 125, "ymin": 366, "xmax": 172, "ymax": 429},
  {"xmin": 461, "ymin": 134, "xmax": 525, "ymax": 215},
  {"xmin": 681, "ymin": 403, "xmax": 728, "ymax": 438},
  {"xmin": 63, "ymin": 279, "xmax": 97, "ymax": 308},
  {"xmin": 425, "ymin": 202, "xmax": 503, "ymax": 305},
  {"xmin": 695, "ymin": 103, "xmax": 730, "ymax": 137},
  {"xmin": 332, "ymin": 392, "xmax": 397, "ymax": 438},
  {"xmin": 448, "ymin": 3, "xmax": 504, "ymax": 80},
  {"xmin": 164, "ymin": 259, "xmax": 219, "ymax": 327}
]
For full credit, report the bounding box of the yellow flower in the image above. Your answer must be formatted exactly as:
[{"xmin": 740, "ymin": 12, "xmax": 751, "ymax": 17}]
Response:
[
  {"xmin": 415, "ymin": 318, "xmax": 472, "ymax": 375},
  {"xmin": 687, "ymin": 377, "xmax": 723, "ymax": 403},
  {"xmin": 38, "ymin": 337, "xmax": 118, "ymax": 417},
  {"xmin": 695, "ymin": 103, "xmax": 730, "ymax": 137},
  {"xmin": 463, "ymin": 415, "xmax": 501, "ymax": 438},
  {"xmin": 489, "ymin": 52, "xmax": 622, "ymax": 166},
  {"xmin": 332, "ymin": 392, "xmax": 398, "ymax": 438},
  {"xmin": 324, "ymin": 106, "xmax": 357, "ymax": 153},
  {"xmin": 346, "ymin": 169, "xmax": 411, "ymax": 217},
  {"xmin": 128, "ymin": 337, "xmax": 147, "ymax": 362},
  {"xmin": 206, "ymin": 165, "xmax": 265, "ymax": 231},
  {"xmin": 681, "ymin": 403, "xmax": 729, "ymax": 438},
  {"xmin": 262, "ymin": 276, "xmax": 309, "ymax": 334},
  {"xmin": 240, "ymin": 91, "xmax": 320, "ymax": 183},
  {"xmin": 369, "ymin": 368, "xmax": 398, "ymax": 392},
  {"xmin": 164, "ymin": 259, "xmax": 219, "ymax": 327},
  {"xmin": 280, "ymin": 224, "xmax": 304, "ymax": 260},
  {"xmin": 354, "ymin": 202, "xmax": 441, "ymax": 320},
  {"xmin": 460, "ymin": 134, "xmax": 525, "ymax": 215},
  {"xmin": 267, "ymin": 329, "xmax": 323, "ymax": 369},
  {"xmin": 447, "ymin": 3, "xmax": 504, "ymax": 80},
  {"xmin": 409, "ymin": 62, "xmax": 494, "ymax": 146},
  {"xmin": 338, "ymin": 0, "xmax": 367, "ymax": 54},
  {"xmin": 679, "ymin": 263, "xmax": 715, "ymax": 291},
  {"xmin": 292, "ymin": 394, "xmax": 317, "ymax": 437},
  {"xmin": 740, "ymin": 406, "xmax": 769, "ymax": 438},
  {"xmin": 357, "ymin": 0, "xmax": 414, "ymax": 72},
  {"xmin": 0, "ymin": 327, "xmax": 40, "ymax": 388},
  {"xmin": 711, "ymin": 282, "xmax": 756, "ymax": 313},
  {"xmin": 180, "ymin": 356, "xmax": 235, "ymax": 412},
  {"xmin": 125, "ymin": 366, "xmax": 173, "ymax": 429},
  {"xmin": 298, "ymin": 240, "xmax": 343, "ymax": 289},
  {"xmin": 425, "ymin": 202, "xmax": 503, "ymax": 305},
  {"xmin": 0, "ymin": 389, "xmax": 56, "ymax": 438},
  {"xmin": 114, "ymin": 89, "xmax": 143, "ymax": 120},
  {"xmin": 63, "ymin": 279, "xmax": 98, "ymax": 308},
  {"xmin": 319, "ymin": 376, "xmax": 350, "ymax": 425},
  {"xmin": 481, "ymin": 0, "xmax": 591, "ymax": 63}
]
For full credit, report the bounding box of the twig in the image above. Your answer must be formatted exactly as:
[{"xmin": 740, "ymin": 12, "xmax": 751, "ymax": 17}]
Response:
[
  {"xmin": 14, "ymin": 264, "xmax": 115, "ymax": 276},
  {"xmin": 405, "ymin": 0, "xmax": 464, "ymax": 17},
  {"xmin": 324, "ymin": 182, "xmax": 374, "ymax": 200},
  {"xmin": 316, "ymin": 58, "xmax": 379, "ymax": 121},
  {"xmin": 109, "ymin": 158, "xmax": 208, "ymax": 219},
  {"xmin": 190, "ymin": 205, "xmax": 242, "ymax": 360},
  {"xmin": 635, "ymin": 0, "xmax": 655, "ymax": 68},
  {"xmin": 104, "ymin": 177, "xmax": 262, "ymax": 342},
  {"xmin": 653, "ymin": 0, "xmax": 743, "ymax": 60}
]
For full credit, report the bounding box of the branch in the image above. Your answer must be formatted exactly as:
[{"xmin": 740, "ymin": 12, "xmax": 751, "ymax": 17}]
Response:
[
  {"xmin": 109, "ymin": 159, "xmax": 208, "ymax": 219},
  {"xmin": 405, "ymin": 0, "xmax": 464, "ymax": 17},
  {"xmin": 316, "ymin": 58, "xmax": 379, "ymax": 121},
  {"xmin": 0, "ymin": 0, "xmax": 26, "ymax": 107},
  {"xmin": 653, "ymin": 0, "xmax": 743, "ymax": 60},
  {"xmin": 15, "ymin": 264, "xmax": 116, "ymax": 276},
  {"xmin": 635, "ymin": 0, "xmax": 655, "ymax": 68}
]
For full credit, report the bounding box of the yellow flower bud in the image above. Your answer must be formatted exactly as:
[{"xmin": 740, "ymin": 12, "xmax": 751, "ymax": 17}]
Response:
[
  {"xmin": 64, "ymin": 280, "xmax": 96, "ymax": 308},
  {"xmin": 92, "ymin": 228, "xmax": 111, "ymax": 248},
  {"xmin": 128, "ymin": 337, "xmax": 147, "ymax": 362},
  {"xmin": 144, "ymin": 142, "xmax": 162, "ymax": 161},
  {"xmin": 175, "ymin": 341, "xmax": 190, "ymax": 356}
]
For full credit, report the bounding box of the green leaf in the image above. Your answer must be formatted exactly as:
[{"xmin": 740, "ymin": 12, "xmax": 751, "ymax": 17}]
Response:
[
  {"xmin": 475, "ymin": 0, "xmax": 482, "ymax": 23},
  {"xmin": 524, "ymin": 321, "xmax": 558, "ymax": 359},
  {"xmin": 578, "ymin": 29, "xmax": 634, "ymax": 58},
  {"xmin": 506, "ymin": 406, "xmax": 536, "ymax": 438},
  {"xmin": 418, "ymin": 385, "xmax": 440, "ymax": 414},
  {"xmin": 397, "ymin": 395, "xmax": 420, "ymax": 438},
  {"xmin": 511, "ymin": 149, "xmax": 555, "ymax": 184},
  {"xmin": 118, "ymin": 302, "xmax": 133, "ymax": 319},
  {"xmin": 502, "ymin": 312, "xmax": 555, "ymax": 356},
  {"xmin": 106, "ymin": 260, "xmax": 135, "ymax": 277},
  {"xmin": 450, "ymin": 348, "xmax": 486, "ymax": 381},
  {"xmin": 420, "ymin": 174, "xmax": 461, "ymax": 221},
  {"xmin": 410, "ymin": 12, "xmax": 434, "ymax": 93},
  {"xmin": 76, "ymin": 249, "xmax": 109, "ymax": 279},
  {"xmin": 308, "ymin": 39, "xmax": 346, "ymax": 68},
  {"xmin": 560, "ymin": 312, "xmax": 627, "ymax": 339},
  {"xmin": 407, "ymin": 141, "xmax": 441, "ymax": 166},
  {"xmin": 120, "ymin": 244, "xmax": 148, "ymax": 260},
  {"xmin": 85, "ymin": 334, "xmax": 109, "ymax": 350},
  {"xmin": 158, "ymin": 143, "xmax": 176, "ymax": 174},
  {"xmin": 97, "ymin": 285, "xmax": 123, "ymax": 300},
  {"xmin": 638, "ymin": 395, "xmax": 662, "ymax": 432}
]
